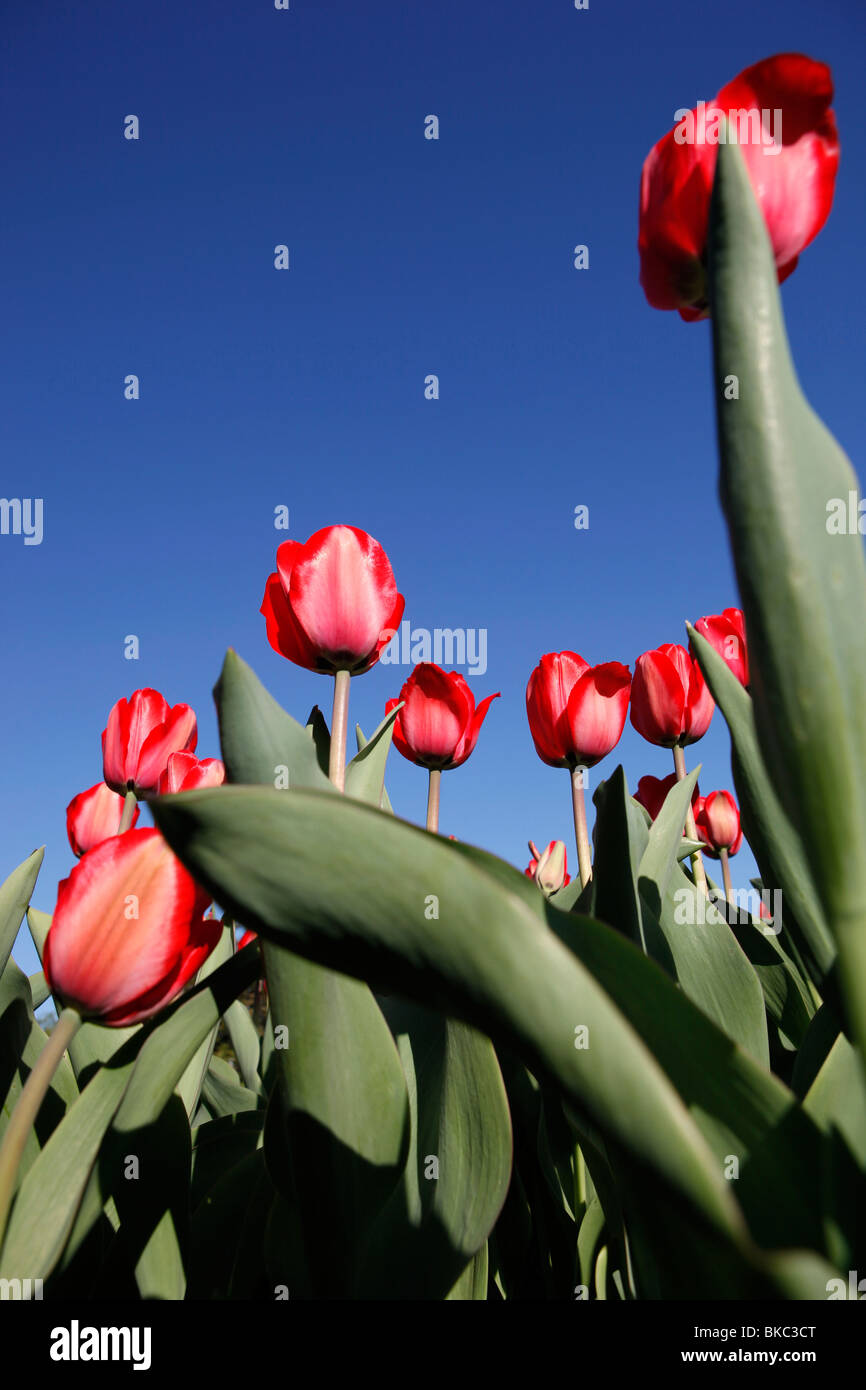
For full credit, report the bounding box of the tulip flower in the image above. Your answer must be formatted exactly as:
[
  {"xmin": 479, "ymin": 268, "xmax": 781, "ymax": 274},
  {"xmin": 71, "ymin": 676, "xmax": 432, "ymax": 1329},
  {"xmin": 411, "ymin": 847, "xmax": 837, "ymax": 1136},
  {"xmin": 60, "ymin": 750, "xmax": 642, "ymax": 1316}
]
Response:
[
  {"xmin": 102, "ymin": 690, "xmax": 198, "ymax": 827},
  {"xmin": 260, "ymin": 525, "xmax": 404, "ymax": 677},
  {"xmin": 261, "ymin": 524, "xmax": 405, "ymax": 791},
  {"xmin": 157, "ymin": 752, "xmax": 226, "ymax": 794},
  {"xmin": 526, "ymin": 653, "xmax": 632, "ymax": 769},
  {"xmin": 631, "ymin": 644, "xmax": 714, "ymax": 894},
  {"xmin": 630, "ymin": 646, "xmax": 714, "ymax": 749},
  {"xmin": 66, "ymin": 782, "xmax": 139, "ymax": 858},
  {"xmin": 694, "ymin": 791, "xmax": 742, "ymax": 858},
  {"xmin": 525, "ymin": 840, "xmax": 570, "ymax": 896},
  {"xmin": 695, "ymin": 790, "xmax": 742, "ymax": 905},
  {"xmin": 634, "ymin": 773, "xmax": 700, "ymax": 825},
  {"xmin": 43, "ymin": 828, "xmax": 220, "ymax": 1028},
  {"xmin": 526, "ymin": 652, "xmax": 632, "ymax": 889},
  {"xmin": 693, "ymin": 608, "xmax": 750, "ymax": 688},
  {"xmin": 639, "ymin": 53, "xmax": 839, "ymax": 320},
  {"xmin": 386, "ymin": 663, "xmax": 499, "ymax": 832}
]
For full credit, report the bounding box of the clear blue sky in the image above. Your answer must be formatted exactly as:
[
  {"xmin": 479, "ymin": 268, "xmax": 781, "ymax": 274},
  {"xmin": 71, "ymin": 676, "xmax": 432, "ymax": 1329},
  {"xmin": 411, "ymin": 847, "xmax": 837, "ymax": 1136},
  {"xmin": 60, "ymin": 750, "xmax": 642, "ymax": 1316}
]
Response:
[{"xmin": 3, "ymin": 0, "xmax": 864, "ymax": 978}]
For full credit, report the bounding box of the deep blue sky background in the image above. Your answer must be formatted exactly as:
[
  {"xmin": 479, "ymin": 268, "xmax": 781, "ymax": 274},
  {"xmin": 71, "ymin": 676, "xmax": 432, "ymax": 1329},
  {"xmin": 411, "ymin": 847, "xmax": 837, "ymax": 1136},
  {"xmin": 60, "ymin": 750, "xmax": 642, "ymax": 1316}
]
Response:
[{"xmin": 3, "ymin": 0, "xmax": 864, "ymax": 980}]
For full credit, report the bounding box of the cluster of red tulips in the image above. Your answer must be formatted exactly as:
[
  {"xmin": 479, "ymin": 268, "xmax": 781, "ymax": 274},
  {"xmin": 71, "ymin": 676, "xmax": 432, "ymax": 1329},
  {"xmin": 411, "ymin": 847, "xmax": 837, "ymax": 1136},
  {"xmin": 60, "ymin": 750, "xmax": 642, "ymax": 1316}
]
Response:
[{"xmin": 42, "ymin": 519, "xmax": 754, "ymax": 1034}]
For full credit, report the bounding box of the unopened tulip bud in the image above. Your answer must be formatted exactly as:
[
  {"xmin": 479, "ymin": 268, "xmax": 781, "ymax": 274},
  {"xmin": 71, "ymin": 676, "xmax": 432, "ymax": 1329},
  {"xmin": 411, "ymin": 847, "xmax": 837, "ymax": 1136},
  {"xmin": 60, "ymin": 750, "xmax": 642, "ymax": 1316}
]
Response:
[{"xmin": 525, "ymin": 840, "xmax": 571, "ymax": 896}]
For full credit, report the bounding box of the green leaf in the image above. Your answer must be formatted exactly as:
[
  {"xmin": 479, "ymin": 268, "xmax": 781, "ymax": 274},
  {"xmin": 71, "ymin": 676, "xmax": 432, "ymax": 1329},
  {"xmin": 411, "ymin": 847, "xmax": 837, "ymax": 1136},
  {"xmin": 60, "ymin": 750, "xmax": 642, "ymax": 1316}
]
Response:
[
  {"xmin": 0, "ymin": 849, "xmax": 44, "ymax": 978},
  {"xmin": 214, "ymin": 649, "xmax": 334, "ymax": 793},
  {"xmin": 223, "ymin": 998, "xmax": 264, "ymax": 1096},
  {"xmin": 201, "ymin": 1054, "xmax": 261, "ymax": 1118},
  {"xmin": 261, "ymin": 945, "xmax": 410, "ymax": 1297},
  {"xmin": 357, "ymin": 1000, "xmax": 512, "ymax": 1299},
  {"xmin": 305, "ymin": 704, "xmax": 331, "ymax": 777},
  {"xmin": 637, "ymin": 772, "xmax": 769, "ymax": 1065},
  {"xmin": 355, "ymin": 725, "xmax": 395, "ymax": 814},
  {"xmin": 446, "ymin": 1242, "xmax": 488, "ymax": 1300},
  {"xmin": 28, "ymin": 972, "xmax": 49, "ymax": 1010},
  {"xmin": 0, "ymin": 946, "xmax": 258, "ymax": 1280},
  {"xmin": 151, "ymin": 786, "xmax": 745, "ymax": 1249},
  {"xmin": 687, "ymin": 625, "xmax": 834, "ymax": 983},
  {"xmin": 707, "ymin": 137, "xmax": 866, "ymax": 1055},
  {"xmin": 0, "ymin": 960, "xmax": 78, "ymax": 1184},
  {"xmin": 344, "ymin": 706, "xmax": 401, "ymax": 808}
]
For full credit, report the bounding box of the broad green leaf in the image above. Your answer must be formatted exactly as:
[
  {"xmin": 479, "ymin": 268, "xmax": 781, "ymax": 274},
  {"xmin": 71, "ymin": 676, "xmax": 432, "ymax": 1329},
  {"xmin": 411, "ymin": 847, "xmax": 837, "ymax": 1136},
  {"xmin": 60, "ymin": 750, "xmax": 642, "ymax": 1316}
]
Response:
[
  {"xmin": 688, "ymin": 626, "xmax": 834, "ymax": 983},
  {"xmin": 344, "ymin": 705, "xmax": 400, "ymax": 807},
  {"xmin": 707, "ymin": 138, "xmax": 866, "ymax": 1056},
  {"xmin": 262, "ymin": 945, "xmax": 410, "ymax": 1297},
  {"xmin": 0, "ymin": 960, "xmax": 78, "ymax": 1184},
  {"xmin": 214, "ymin": 649, "xmax": 334, "ymax": 793},
  {"xmin": 446, "ymin": 1242, "xmax": 488, "ymax": 1300},
  {"xmin": 357, "ymin": 1000, "xmax": 511, "ymax": 1299},
  {"xmin": 638, "ymin": 773, "xmax": 769, "ymax": 1065},
  {"xmin": 355, "ymin": 725, "xmax": 394, "ymax": 814},
  {"xmin": 0, "ymin": 946, "xmax": 258, "ymax": 1280},
  {"xmin": 223, "ymin": 998, "xmax": 263, "ymax": 1096},
  {"xmin": 305, "ymin": 704, "xmax": 331, "ymax": 777},
  {"xmin": 0, "ymin": 849, "xmax": 44, "ymax": 978},
  {"xmin": 28, "ymin": 972, "xmax": 49, "ymax": 1009},
  {"xmin": 175, "ymin": 924, "xmax": 235, "ymax": 1118},
  {"xmin": 152, "ymin": 786, "xmax": 745, "ymax": 1246},
  {"xmin": 590, "ymin": 768, "xmax": 646, "ymax": 948},
  {"xmin": 201, "ymin": 1054, "xmax": 260, "ymax": 1118}
]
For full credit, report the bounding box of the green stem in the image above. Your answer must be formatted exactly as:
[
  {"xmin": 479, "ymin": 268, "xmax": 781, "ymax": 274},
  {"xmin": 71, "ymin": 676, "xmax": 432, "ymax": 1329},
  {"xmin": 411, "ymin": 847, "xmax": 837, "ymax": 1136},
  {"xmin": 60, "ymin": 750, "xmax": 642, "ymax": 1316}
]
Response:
[
  {"xmin": 329, "ymin": 669, "xmax": 351, "ymax": 793},
  {"xmin": 673, "ymin": 745, "xmax": 708, "ymax": 896},
  {"xmin": 570, "ymin": 766, "xmax": 592, "ymax": 888},
  {"xmin": 0, "ymin": 1008, "xmax": 82, "ymax": 1251},
  {"xmin": 426, "ymin": 769, "xmax": 441, "ymax": 834},
  {"xmin": 118, "ymin": 789, "xmax": 138, "ymax": 833},
  {"xmin": 720, "ymin": 848, "xmax": 734, "ymax": 908}
]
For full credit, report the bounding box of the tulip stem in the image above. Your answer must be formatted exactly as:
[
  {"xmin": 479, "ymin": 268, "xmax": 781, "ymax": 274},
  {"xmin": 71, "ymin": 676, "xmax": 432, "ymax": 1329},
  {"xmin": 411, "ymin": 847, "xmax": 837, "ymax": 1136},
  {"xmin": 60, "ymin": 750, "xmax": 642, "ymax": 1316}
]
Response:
[
  {"xmin": 720, "ymin": 848, "xmax": 734, "ymax": 907},
  {"xmin": 329, "ymin": 669, "xmax": 351, "ymax": 793},
  {"xmin": 426, "ymin": 770, "xmax": 441, "ymax": 834},
  {"xmin": 0, "ymin": 1007, "xmax": 82, "ymax": 1251},
  {"xmin": 570, "ymin": 766, "xmax": 593, "ymax": 889},
  {"xmin": 118, "ymin": 790, "xmax": 138, "ymax": 834},
  {"xmin": 673, "ymin": 745, "xmax": 708, "ymax": 896}
]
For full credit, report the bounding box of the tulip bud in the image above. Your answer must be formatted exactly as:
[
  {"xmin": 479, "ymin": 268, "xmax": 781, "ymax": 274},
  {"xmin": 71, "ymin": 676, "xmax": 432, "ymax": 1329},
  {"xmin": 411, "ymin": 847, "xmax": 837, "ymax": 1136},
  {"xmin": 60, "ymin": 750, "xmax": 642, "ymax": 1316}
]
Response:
[
  {"xmin": 693, "ymin": 608, "xmax": 750, "ymax": 688},
  {"xmin": 157, "ymin": 752, "xmax": 226, "ymax": 794},
  {"xmin": 694, "ymin": 790, "xmax": 742, "ymax": 858},
  {"xmin": 525, "ymin": 840, "xmax": 570, "ymax": 896}
]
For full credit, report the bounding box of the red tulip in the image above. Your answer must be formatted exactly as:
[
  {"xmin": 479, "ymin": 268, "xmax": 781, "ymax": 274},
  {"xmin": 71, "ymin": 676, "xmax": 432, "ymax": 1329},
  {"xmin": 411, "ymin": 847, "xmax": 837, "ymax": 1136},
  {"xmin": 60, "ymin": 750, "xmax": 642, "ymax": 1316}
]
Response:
[
  {"xmin": 103, "ymin": 689, "xmax": 197, "ymax": 798},
  {"xmin": 237, "ymin": 928, "xmax": 257, "ymax": 951},
  {"xmin": 694, "ymin": 790, "xmax": 743, "ymax": 857},
  {"xmin": 693, "ymin": 608, "xmax": 750, "ymax": 688},
  {"xmin": 630, "ymin": 645, "xmax": 714, "ymax": 747},
  {"xmin": 525, "ymin": 840, "xmax": 571, "ymax": 894},
  {"xmin": 386, "ymin": 664, "xmax": 499, "ymax": 770},
  {"xmin": 66, "ymin": 783, "xmax": 140, "ymax": 858},
  {"xmin": 639, "ymin": 53, "xmax": 839, "ymax": 320},
  {"xmin": 526, "ymin": 653, "xmax": 631, "ymax": 769},
  {"xmin": 43, "ymin": 828, "xmax": 220, "ymax": 1027},
  {"xmin": 157, "ymin": 752, "xmax": 226, "ymax": 794},
  {"xmin": 261, "ymin": 524, "xmax": 405, "ymax": 675},
  {"xmin": 634, "ymin": 773, "xmax": 700, "ymax": 823}
]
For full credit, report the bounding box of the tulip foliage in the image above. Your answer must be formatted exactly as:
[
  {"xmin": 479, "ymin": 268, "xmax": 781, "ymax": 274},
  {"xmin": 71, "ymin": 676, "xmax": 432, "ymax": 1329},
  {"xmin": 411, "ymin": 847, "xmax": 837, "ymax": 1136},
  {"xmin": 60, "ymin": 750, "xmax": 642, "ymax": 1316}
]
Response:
[{"xmin": 2, "ymin": 93, "xmax": 866, "ymax": 1303}]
